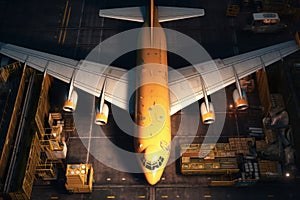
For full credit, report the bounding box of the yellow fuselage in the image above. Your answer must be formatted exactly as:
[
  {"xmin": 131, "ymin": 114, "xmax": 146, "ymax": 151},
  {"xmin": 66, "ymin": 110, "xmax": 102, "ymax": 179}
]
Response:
[{"xmin": 134, "ymin": 5, "xmax": 171, "ymax": 185}]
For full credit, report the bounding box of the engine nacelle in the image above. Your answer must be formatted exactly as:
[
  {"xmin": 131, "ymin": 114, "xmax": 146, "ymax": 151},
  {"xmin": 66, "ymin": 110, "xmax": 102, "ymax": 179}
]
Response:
[
  {"xmin": 200, "ymin": 102, "xmax": 215, "ymax": 124},
  {"xmin": 63, "ymin": 90, "xmax": 78, "ymax": 112},
  {"xmin": 233, "ymin": 89, "xmax": 248, "ymax": 110},
  {"xmin": 95, "ymin": 103, "xmax": 109, "ymax": 125}
]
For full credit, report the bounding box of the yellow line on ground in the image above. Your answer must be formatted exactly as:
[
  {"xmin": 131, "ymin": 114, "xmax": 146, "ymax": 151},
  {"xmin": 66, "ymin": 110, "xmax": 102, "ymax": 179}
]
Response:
[
  {"xmin": 62, "ymin": 0, "xmax": 69, "ymax": 26},
  {"xmin": 137, "ymin": 195, "xmax": 146, "ymax": 199},
  {"xmin": 58, "ymin": 28, "xmax": 63, "ymax": 44},
  {"xmin": 106, "ymin": 195, "xmax": 116, "ymax": 199},
  {"xmin": 62, "ymin": 7, "xmax": 71, "ymax": 44},
  {"xmin": 58, "ymin": 0, "xmax": 69, "ymax": 44}
]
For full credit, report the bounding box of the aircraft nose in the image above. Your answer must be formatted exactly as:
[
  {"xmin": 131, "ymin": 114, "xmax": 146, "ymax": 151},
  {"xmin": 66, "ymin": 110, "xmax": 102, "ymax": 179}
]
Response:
[{"xmin": 145, "ymin": 169, "xmax": 163, "ymax": 185}]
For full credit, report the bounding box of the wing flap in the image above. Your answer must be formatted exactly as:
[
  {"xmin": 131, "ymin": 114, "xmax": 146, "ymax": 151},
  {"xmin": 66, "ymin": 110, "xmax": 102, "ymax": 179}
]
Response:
[{"xmin": 74, "ymin": 60, "xmax": 130, "ymax": 111}]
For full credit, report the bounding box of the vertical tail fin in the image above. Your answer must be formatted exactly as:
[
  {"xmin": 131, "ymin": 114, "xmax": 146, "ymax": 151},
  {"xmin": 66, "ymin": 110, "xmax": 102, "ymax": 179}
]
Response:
[{"xmin": 150, "ymin": 0, "xmax": 154, "ymax": 27}]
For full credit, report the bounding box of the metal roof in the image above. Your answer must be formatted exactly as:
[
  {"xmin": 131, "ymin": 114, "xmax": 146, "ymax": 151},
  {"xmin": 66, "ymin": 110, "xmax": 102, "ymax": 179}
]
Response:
[{"xmin": 252, "ymin": 13, "xmax": 280, "ymax": 21}]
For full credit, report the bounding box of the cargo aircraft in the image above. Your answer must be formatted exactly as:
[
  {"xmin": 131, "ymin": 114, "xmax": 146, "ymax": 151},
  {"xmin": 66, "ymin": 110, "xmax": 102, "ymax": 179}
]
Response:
[{"xmin": 0, "ymin": 0, "xmax": 299, "ymax": 185}]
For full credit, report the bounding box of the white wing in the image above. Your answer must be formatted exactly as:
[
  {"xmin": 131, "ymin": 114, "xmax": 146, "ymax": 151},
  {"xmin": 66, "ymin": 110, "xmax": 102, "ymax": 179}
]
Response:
[
  {"xmin": 0, "ymin": 43, "xmax": 130, "ymax": 111},
  {"xmin": 169, "ymin": 40, "xmax": 299, "ymax": 115},
  {"xmin": 158, "ymin": 6, "xmax": 205, "ymax": 22},
  {"xmin": 99, "ymin": 7, "xmax": 145, "ymax": 22}
]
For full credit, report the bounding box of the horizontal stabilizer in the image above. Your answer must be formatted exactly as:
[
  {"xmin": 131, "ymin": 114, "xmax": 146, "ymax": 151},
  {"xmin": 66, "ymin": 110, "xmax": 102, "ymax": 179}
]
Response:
[
  {"xmin": 99, "ymin": 7, "xmax": 144, "ymax": 22},
  {"xmin": 158, "ymin": 6, "xmax": 205, "ymax": 22}
]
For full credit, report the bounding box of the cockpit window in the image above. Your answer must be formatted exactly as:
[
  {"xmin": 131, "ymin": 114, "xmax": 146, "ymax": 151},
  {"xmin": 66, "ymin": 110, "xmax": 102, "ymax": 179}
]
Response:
[{"xmin": 141, "ymin": 156, "xmax": 164, "ymax": 170}]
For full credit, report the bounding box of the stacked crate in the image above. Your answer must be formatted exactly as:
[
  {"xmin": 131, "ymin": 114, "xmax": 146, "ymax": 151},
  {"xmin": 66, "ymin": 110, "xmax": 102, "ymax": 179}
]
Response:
[
  {"xmin": 255, "ymin": 140, "xmax": 268, "ymax": 152},
  {"xmin": 65, "ymin": 164, "xmax": 94, "ymax": 193},
  {"xmin": 180, "ymin": 144, "xmax": 216, "ymax": 160},
  {"xmin": 63, "ymin": 112, "xmax": 76, "ymax": 132},
  {"xmin": 258, "ymin": 160, "xmax": 281, "ymax": 178},
  {"xmin": 215, "ymin": 143, "xmax": 236, "ymax": 157},
  {"xmin": 229, "ymin": 137, "xmax": 255, "ymax": 155},
  {"xmin": 180, "ymin": 144, "xmax": 239, "ymax": 174}
]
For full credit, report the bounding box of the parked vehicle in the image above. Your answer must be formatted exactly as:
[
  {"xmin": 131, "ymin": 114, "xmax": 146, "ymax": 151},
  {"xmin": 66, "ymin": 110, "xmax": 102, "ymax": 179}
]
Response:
[{"xmin": 243, "ymin": 12, "xmax": 287, "ymax": 33}]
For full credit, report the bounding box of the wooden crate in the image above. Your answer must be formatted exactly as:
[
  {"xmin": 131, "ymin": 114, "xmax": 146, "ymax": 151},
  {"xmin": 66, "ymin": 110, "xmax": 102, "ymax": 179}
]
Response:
[{"xmin": 65, "ymin": 164, "xmax": 94, "ymax": 193}]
